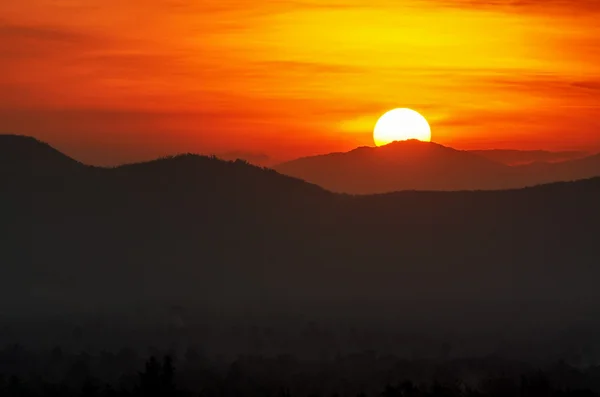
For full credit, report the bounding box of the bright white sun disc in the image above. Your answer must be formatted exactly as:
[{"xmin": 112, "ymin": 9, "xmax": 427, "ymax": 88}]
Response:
[{"xmin": 373, "ymin": 108, "xmax": 431, "ymax": 146}]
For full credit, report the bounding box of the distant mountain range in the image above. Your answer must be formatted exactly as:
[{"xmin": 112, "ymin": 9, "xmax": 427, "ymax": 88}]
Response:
[
  {"xmin": 468, "ymin": 149, "xmax": 587, "ymax": 165},
  {"xmin": 274, "ymin": 140, "xmax": 600, "ymax": 194},
  {"xmin": 2, "ymin": 134, "xmax": 600, "ymax": 357}
]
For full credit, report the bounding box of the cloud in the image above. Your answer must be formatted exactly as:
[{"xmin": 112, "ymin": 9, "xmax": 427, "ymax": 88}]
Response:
[
  {"xmin": 0, "ymin": 22, "xmax": 90, "ymax": 42},
  {"xmin": 0, "ymin": 21, "xmax": 109, "ymax": 82},
  {"xmin": 431, "ymin": 0, "xmax": 600, "ymax": 13},
  {"xmin": 253, "ymin": 60, "xmax": 364, "ymax": 75},
  {"xmin": 0, "ymin": 21, "xmax": 105, "ymax": 58},
  {"xmin": 2, "ymin": 0, "xmax": 600, "ymax": 158},
  {"xmin": 474, "ymin": 74, "xmax": 600, "ymax": 104},
  {"xmin": 571, "ymin": 81, "xmax": 600, "ymax": 92}
]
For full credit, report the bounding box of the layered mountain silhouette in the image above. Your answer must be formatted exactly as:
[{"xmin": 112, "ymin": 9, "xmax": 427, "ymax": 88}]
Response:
[
  {"xmin": 274, "ymin": 140, "xmax": 600, "ymax": 194},
  {"xmin": 469, "ymin": 149, "xmax": 587, "ymax": 165},
  {"xmin": 2, "ymin": 134, "xmax": 600, "ymax": 358}
]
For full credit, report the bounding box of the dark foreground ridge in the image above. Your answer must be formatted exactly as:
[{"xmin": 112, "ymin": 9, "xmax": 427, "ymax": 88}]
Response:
[{"xmin": 2, "ymin": 134, "xmax": 600, "ymax": 364}]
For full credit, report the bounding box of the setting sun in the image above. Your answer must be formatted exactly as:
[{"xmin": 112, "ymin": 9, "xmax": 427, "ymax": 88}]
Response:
[{"xmin": 373, "ymin": 108, "xmax": 432, "ymax": 146}]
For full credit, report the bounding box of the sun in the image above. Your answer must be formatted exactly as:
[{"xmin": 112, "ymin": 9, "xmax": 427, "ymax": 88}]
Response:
[{"xmin": 373, "ymin": 108, "xmax": 431, "ymax": 146}]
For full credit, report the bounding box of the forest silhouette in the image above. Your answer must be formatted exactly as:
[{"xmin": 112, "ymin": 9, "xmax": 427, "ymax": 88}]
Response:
[{"xmin": 3, "ymin": 347, "xmax": 600, "ymax": 396}]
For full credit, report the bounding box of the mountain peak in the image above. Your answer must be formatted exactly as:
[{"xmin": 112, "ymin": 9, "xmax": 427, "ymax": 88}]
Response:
[
  {"xmin": 0, "ymin": 134, "xmax": 84, "ymax": 177},
  {"xmin": 274, "ymin": 140, "xmax": 512, "ymax": 194},
  {"xmin": 0, "ymin": 136, "xmax": 330, "ymax": 199},
  {"xmin": 346, "ymin": 140, "xmax": 462, "ymax": 158},
  {"xmin": 382, "ymin": 138, "xmax": 435, "ymax": 146},
  {"xmin": 377, "ymin": 139, "xmax": 454, "ymax": 152}
]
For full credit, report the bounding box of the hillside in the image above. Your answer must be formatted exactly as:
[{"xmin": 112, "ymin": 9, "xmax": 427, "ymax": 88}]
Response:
[
  {"xmin": 0, "ymin": 135, "xmax": 88, "ymax": 187},
  {"xmin": 469, "ymin": 149, "xmax": 587, "ymax": 165},
  {"xmin": 275, "ymin": 140, "xmax": 517, "ymax": 194},
  {"xmin": 515, "ymin": 153, "xmax": 600, "ymax": 185},
  {"xmin": 274, "ymin": 140, "xmax": 600, "ymax": 194},
  {"xmin": 2, "ymin": 135, "xmax": 600, "ymax": 358}
]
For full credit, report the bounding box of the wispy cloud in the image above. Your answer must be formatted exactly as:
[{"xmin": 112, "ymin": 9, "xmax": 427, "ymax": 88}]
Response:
[
  {"xmin": 431, "ymin": 0, "xmax": 600, "ymax": 13},
  {"xmin": 1, "ymin": 0, "xmax": 600, "ymax": 160}
]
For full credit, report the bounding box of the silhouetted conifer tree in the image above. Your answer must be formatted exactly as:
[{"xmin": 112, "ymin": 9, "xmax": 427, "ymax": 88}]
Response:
[
  {"xmin": 139, "ymin": 356, "xmax": 162, "ymax": 396},
  {"xmin": 162, "ymin": 355, "xmax": 176, "ymax": 394}
]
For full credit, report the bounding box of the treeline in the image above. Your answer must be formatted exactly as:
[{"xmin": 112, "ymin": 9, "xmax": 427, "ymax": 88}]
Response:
[{"xmin": 3, "ymin": 345, "xmax": 600, "ymax": 396}]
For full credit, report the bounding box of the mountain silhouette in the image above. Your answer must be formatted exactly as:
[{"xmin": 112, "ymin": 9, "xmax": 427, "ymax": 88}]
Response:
[
  {"xmin": 515, "ymin": 153, "xmax": 600, "ymax": 185},
  {"xmin": 0, "ymin": 135, "xmax": 88, "ymax": 186},
  {"xmin": 469, "ymin": 149, "xmax": 587, "ymax": 165},
  {"xmin": 275, "ymin": 140, "xmax": 518, "ymax": 194},
  {"xmin": 0, "ymin": 135, "xmax": 82, "ymax": 171},
  {"xmin": 274, "ymin": 140, "xmax": 600, "ymax": 194},
  {"xmin": 2, "ymin": 134, "xmax": 600, "ymax": 357}
]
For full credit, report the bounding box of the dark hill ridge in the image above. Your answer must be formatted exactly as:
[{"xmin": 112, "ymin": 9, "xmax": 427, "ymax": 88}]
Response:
[
  {"xmin": 0, "ymin": 134, "xmax": 83, "ymax": 171},
  {"xmin": 0, "ymin": 134, "xmax": 329, "ymax": 200},
  {"xmin": 0, "ymin": 135, "xmax": 86, "ymax": 181},
  {"xmin": 112, "ymin": 154, "xmax": 328, "ymax": 197},
  {"xmin": 2, "ymin": 135, "xmax": 600, "ymax": 360}
]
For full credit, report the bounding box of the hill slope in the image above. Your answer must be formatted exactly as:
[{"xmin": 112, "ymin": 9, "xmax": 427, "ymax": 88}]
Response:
[
  {"xmin": 275, "ymin": 140, "xmax": 517, "ymax": 194},
  {"xmin": 2, "ymin": 135, "xmax": 600, "ymax": 357},
  {"xmin": 0, "ymin": 135, "xmax": 88, "ymax": 186},
  {"xmin": 469, "ymin": 149, "xmax": 587, "ymax": 165},
  {"xmin": 275, "ymin": 140, "xmax": 600, "ymax": 194}
]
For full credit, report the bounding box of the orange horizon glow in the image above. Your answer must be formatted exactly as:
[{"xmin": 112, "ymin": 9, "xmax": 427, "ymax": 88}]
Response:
[{"xmin": 1, "ymin": 0, "xmax": 600, "ymax": 165}]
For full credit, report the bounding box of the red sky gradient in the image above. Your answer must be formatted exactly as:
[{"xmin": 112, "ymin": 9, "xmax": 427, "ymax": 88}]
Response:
[{"xmin": 1, "ymin": 0, "xmax": 600, "ymax": 165}]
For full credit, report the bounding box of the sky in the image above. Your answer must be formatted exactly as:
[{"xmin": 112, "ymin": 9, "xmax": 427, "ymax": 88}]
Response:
[{"xmin": 1, "ymin": 0, "xmax": 600, "ymax": 165}]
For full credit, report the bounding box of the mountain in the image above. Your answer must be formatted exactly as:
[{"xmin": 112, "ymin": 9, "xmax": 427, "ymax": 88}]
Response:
[
  {"xmin": 0, "ymin": 135, "xmax": 82, "ymax": 171},
  {"xmin": 274, "ymin": 140, "xmax": 518, "ymax": 194},
  {"xmin": 2, "ymin": 134, "xmax": 600, "ymax": 358},
  {"xmin": 274, "ymin": 140, "xmax": 600, "ymax": 194},
  {"xmin": 0, "ymin": 134, "xmax": 88, "ymax": 184},
  {"xmin": 469, "ymin": 149, "xmax": 587, "ymax": 165},
  {"xmin": 516, "ymin": 153, "xmax": 600, "ymax": 185}
]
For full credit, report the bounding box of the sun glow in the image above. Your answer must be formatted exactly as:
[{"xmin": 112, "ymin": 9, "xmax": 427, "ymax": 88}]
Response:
[{"xmin": 373, "ymin": 108, "xmax": 432, "ymax": 146}]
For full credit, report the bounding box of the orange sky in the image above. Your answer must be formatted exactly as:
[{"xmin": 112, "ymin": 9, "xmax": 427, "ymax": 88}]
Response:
[{"xmin": 1, "ymin": 0, "xmax": 600, "ymax": 165}]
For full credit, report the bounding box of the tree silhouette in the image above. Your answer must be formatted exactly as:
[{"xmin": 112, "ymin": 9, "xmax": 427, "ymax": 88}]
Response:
[
  {"xmin": 139, "ymin": 356, "xmax": 162, "ymax": 396},
  {"xmin": 161, "ymin": 355, "xmax": 176, "ymax": 395},
  {"xmin": 136, "ymin": 355, "xmax": 178, "ymax": 396}
]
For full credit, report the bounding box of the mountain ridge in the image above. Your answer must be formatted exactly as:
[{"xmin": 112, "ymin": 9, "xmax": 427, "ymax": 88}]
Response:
[
  {"xmin": 469, "ymin": 148, "xmax": 588, "ymax": 165},
  {"xmin": 1, "ymin": 134, "xmax": 600, "ymax": 357},
  {"xmin": 275, "ymin": 140, "xmax": 517, "ymax": 193},
  {"xmin": 3, "ymin": 134, "xmax": 600, "ymax": 195},
  {"xmin": 274, "ymin": 139, "xmax": 600, "ymax": 194}
]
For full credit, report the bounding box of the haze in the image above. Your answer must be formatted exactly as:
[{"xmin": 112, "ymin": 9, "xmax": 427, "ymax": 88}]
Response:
[
  {"xmin": 3, "ymin": 1, "xmax": 600, "ymax": 395},
  {"xmin": 2, "ymin": 0, "xmax": 600, "ymax": 166}
]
